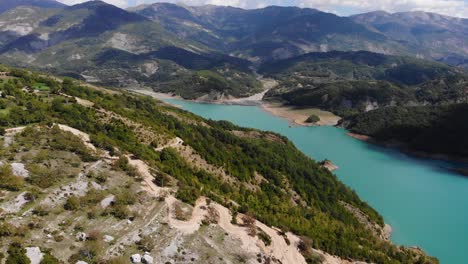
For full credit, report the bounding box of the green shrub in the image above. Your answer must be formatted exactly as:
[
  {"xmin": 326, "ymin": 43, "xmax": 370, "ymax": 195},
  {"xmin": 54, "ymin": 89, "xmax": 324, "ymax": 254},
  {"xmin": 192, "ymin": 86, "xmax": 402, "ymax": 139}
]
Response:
[
  {"xmin": 109, "ymin": 204, "xmax": 130, "ymax": 220},
  {"xmin": 40, "ymin": 251, "xmax": 60, "ymax": 264},
  {"xmin": 64, "ymin": 196, "xmax": 80, "ymax": 211},
  {"xmin": 305, "ymin": 115, "xmax": 320, "ymax": 123},
  {"xmin": 0, "ymin": 164, "xmax": 24, "ymax": 191},
  {"xmin": 0, "ymin": 223, "xmax": 15, "ymax": 237},
  {"xmin": 26, "ymin": 164, "xmax": 58, "ymax": 189},
  {"xmin": 6, "ymin": 242, "xmax": 30, "ymax": 264},
  {"xmin": 257, "ymin": 229, "xmax": 272, "ymax": 246}
]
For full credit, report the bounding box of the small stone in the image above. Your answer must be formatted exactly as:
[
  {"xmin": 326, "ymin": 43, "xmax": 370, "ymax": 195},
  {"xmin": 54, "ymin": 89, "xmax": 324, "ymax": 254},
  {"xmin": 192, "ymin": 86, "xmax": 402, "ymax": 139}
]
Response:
[
  {"xmin": 142, "ymin": 254, "xmax": 153, "ymax": 264},
  {"xmin": 103, "ymin": 235, "xmax": 115, "ymax": 242},
  {"xmin": 130, "ymin": 254, "xmax": 141, "ymax": 263},
  {"xmin": 76, "ymin": 232, "xmax": 87, "ymax": 241},
  {"xmin": 76, "ymin": 261, "xmax": 88, "ymax": 264}
]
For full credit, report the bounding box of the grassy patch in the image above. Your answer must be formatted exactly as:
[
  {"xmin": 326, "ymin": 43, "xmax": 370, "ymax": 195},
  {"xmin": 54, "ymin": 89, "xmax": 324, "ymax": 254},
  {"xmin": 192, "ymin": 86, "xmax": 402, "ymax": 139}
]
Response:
[
  {"xmin": 33, "ymin": 83, "xmax": 50, "ymax": 91},
  {"xmin": 0, "ymin": 108, "xmax": 9, "ymax": 117}
]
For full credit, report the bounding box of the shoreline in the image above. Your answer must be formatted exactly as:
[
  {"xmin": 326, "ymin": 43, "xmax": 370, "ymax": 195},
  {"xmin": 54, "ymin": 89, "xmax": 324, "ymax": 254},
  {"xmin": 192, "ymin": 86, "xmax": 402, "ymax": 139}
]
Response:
[
  {"xmin": 347, "ymin": 132, "xmax": 468, "ymax": 166},
  {"xmin": 261, "ymin": 102, "xmax": 341, "ymax": 127},
  {"xmin": 134, "ymin": 89, "xmax": 468, "ymax": 172},
  {"xmin": 132, "ymin": 89, "xmax": 341, "ymax": 127}
]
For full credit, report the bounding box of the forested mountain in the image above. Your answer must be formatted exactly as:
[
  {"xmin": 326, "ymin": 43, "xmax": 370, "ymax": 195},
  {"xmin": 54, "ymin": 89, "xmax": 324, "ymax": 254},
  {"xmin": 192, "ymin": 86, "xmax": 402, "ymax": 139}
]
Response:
[
  {"xmin": 345, "ymin": 104, "xmax": 468, "ymax": 159},
  {"xmin": 0, "ymin": 65, "xmax": 437, "ymax": 263},
  {"xmin": 261, "ymin": 51, "xmax": 467, "ymax": 115},
  {"xmin": 259, "ymin": 49, "xmax": 468, "ymax": 159}
]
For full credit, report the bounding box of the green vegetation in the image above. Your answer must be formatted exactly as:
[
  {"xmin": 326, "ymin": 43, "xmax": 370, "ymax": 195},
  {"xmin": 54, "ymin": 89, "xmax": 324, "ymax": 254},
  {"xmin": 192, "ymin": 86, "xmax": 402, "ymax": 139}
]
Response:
[
  {"xmin": 346, "ymin": 104, "xmax": 468, "ymax": 158},
  {"xmin": 93, "ymin": 47, "xmax": 262, "ymax": 99},
  {"xmin": 274, "ymin": 80, "xmax": 412, "ymax": 117},
  {"xmin": 0, "ymin": 66, "xmax": 437, "ymax": 263},
  {"xmin": 305, "ymin": 114, "xmax": 320, "ymax": 123},
  {"xmin": 259, "ymin": 51, "xmax": 459, "ymax": 87},
  {"xmin": 32, "ymin": 83, "xmax": 50, "ymax": 91},
  {"xmin": 257, "ymin": 229, "xmax": 272, "ymax": 246},
  {"xmin": 0, "ymin": 164, "xmax": 24, "ymax": 191},
  {"xmin": 40, "ymin": 251, "xmax": 60, "ymax": 264},
  {"xmin": 6, "ymin": 242, "xmax": 30, "ymax": 264},
  {"xmin": 261, "ymin": 51, "xmax": 468, "ymax": 160}
]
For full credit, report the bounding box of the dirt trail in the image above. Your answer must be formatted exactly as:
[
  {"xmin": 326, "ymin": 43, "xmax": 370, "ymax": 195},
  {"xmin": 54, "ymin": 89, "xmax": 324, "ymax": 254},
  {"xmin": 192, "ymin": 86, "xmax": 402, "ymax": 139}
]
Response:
[
  {"xmin": 56, "ymin": 124, "xmax": 97, "ymax": 151},
  {"xmin": 255, "ymin": 221, "xmax": 306, "ymax": 264},
  {"xmin": 127, "ymin": 158, "xmax": 171, "ymax": 197},
  {"xmin": 154, "ymin": 137, "xmax": 184, "ymax": 151},
  {"xmin": 127, "ymin": 149, "xmax": 307, "ymax": 263},
  {"xmin": 212, "ymin": 203, "xmax": 261, "ymax": 255},
  {"xmin": 166, "ymin": 196, "xmax": 207, "ymax": 234}
]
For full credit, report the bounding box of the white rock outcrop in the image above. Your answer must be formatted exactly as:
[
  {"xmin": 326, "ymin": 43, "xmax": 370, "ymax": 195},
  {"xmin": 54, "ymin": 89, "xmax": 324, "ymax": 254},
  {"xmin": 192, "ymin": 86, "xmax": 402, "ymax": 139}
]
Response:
[
  {"xmin": 142, "ymin": 254, "xmax": 154, "ymax": 264},
  {"xmin": 25, "ymin": 247, "xmax": 43, "ymax": 264}
]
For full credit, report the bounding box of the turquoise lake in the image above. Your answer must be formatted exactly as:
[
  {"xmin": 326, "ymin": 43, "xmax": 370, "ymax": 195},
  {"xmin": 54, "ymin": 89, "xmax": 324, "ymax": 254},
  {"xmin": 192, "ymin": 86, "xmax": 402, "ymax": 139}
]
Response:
[{"xmin": 164, "ymin": 98, "xmax": 468, "ymax": 264}]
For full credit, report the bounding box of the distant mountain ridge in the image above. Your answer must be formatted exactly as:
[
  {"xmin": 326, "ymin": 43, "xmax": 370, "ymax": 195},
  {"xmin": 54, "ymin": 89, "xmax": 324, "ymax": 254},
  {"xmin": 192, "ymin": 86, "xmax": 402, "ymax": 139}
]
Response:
[
  {"xmin": 0, "ymin": 1, "xmax": 465, "ymax": 99},
  {"xmin": 0, "ymin": 0, "xmax": 64, "ymax": 13},
  {"xmin": 351, "ymin": 10, "xmax": 468, "ymax": 67}
]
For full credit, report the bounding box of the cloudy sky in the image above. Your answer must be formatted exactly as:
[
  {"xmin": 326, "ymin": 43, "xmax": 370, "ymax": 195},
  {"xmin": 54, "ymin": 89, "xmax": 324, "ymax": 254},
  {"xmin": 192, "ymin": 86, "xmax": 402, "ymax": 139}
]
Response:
[{"xmin": 58, "ymin": 0, "xmax": 468, "ymax": 18}]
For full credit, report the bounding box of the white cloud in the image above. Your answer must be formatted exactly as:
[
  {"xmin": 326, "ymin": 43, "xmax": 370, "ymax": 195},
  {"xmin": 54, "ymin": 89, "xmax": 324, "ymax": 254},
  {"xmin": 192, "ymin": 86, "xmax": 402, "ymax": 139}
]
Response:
[{"xmin": 296, "ymin": 0, "xmax": 468, "ymax": 18}]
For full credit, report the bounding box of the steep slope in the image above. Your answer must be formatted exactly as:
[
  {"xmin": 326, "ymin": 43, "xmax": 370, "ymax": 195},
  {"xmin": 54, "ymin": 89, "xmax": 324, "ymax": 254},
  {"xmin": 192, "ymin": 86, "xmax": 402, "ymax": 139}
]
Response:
[
  {"xmin": 0, "ymin": 1, "xmax": 261, "ymax": 98},
  {"xmin": 351, "ymin": 11, "xmax": 468, "ymax": 67},
  {"xmin": 0, "ymin": 65, "xmax": 437, "ymax": 263},
  {"xmin": 133, "ymin": 4, "xmax": 407, "ymax": 62}
]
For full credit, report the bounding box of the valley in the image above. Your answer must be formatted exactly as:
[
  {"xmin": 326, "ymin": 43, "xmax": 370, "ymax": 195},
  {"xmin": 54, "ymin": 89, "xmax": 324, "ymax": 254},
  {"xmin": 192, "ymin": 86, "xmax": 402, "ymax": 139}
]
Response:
[{"xmin": 0, "ymin": 0, "xmax": 467, "ymax": 263}]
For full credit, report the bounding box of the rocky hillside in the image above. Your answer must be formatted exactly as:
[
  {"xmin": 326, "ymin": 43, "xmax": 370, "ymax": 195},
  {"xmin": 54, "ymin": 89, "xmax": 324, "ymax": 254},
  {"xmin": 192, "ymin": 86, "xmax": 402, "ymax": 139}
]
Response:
[
  {"xmin": 133, "ymin": 3, "xmax": 406, "ymax": 62},
  {"xmin": 0, "ymin": 66, "xmax": 438, "ymax": 263},
  {"xmin": 0, "ymin": 0, "xmax": 64, "ymax": 14},
  {"xmin": 351, "ymin": 11, "xmax": 468, "ymax": 68},
  {"xmin": 0, "ymin": 1, "xmax": 261, "ymax": 99}
]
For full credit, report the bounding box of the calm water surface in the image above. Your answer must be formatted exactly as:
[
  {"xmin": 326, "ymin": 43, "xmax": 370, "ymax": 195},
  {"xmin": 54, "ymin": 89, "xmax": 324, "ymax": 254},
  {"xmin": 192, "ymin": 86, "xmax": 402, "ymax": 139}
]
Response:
[{"xmin": 165, "ymin": 98, "xmax": 468, "ymax": 264}]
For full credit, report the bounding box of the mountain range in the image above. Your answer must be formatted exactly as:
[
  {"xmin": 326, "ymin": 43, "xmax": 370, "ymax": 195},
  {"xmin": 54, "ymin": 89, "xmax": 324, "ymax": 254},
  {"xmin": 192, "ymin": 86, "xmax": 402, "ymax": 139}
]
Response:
[
  {"xmin": 0, "ymin": 1, "xmax": 466, "ymax": 262},
  {"xmin": 0, "ymin": 0, "xmax": 465, "ymax": 99}
]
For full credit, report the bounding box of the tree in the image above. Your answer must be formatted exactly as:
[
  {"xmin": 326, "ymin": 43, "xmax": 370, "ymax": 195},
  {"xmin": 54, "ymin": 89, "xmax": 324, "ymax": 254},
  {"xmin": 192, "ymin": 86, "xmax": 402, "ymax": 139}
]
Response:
[{"xmin": 305, "ymin": 114, "xmax": 320, "ymax": 124}]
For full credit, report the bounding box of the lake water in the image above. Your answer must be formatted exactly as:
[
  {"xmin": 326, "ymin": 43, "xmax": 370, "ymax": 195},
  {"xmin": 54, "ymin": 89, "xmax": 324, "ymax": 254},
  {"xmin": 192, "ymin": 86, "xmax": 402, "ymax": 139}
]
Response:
[{"xmin": 164, "ymin": 98, "xmax": 468, "ymax": 264}]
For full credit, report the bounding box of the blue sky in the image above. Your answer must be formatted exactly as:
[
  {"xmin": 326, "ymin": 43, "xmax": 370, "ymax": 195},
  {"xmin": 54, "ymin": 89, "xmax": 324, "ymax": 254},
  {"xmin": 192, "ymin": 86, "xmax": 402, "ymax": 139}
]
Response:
[{"xmin": 58, "ymin": 0, "xmax": 468, "ymax": 18}]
